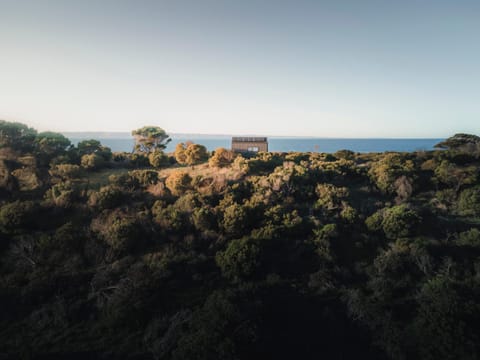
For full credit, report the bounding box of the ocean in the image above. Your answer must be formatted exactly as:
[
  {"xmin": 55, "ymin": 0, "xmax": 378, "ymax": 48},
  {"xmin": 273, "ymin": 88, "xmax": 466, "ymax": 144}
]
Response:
[{"xmin": 66, "ymin": 134, "xmax": 443, "ymax": 154}]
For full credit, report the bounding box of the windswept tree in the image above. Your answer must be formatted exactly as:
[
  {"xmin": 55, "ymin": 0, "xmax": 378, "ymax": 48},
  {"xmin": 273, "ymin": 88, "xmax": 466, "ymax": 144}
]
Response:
[
  {"xmin": 0, "ymin": 120, "xmax": 37, "ymax": 151},
  {"xmin": 435, "ymin": 133, "xmax": 480, "ymax": 152},
  {"xmin": 132, "ymin": 126, "xmax": 171, "ymax": 153},
  {"xmin": 35, "ymin": 132, "xmax": 71, "ymax": 155}
]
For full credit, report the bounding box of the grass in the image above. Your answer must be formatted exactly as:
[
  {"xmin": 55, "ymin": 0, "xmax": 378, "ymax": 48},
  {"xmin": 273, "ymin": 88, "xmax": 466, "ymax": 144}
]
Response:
[{"xmin": 79, "ymin": 167, "xmax": 129, "ymax": 189}]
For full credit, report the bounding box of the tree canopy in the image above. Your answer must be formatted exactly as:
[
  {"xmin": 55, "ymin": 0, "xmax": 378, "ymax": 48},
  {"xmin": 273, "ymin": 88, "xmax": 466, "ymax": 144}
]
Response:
[{"xmin": 132, "ymin": 126, "xmax": 171, "ymax": 153}]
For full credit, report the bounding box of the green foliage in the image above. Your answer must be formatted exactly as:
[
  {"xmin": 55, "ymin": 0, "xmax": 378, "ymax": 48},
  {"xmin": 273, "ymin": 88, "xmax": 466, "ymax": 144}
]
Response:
[
  {"xmin": 334, "ymin": 149, "xmax": 355, "ymax": 160},
  {"xmin": 128, "ymin": 169, "xmax": 159, "ymax": 188},
  {"xmin": 435, "ymin": 133, "xmax": 480, "ymax": 151},
  {"xmin": 81, "ymin": 153, "xmax": 106, "ymax": 170},
  {"xmin": 49, "ymin": 164, "xmax": 82, "ymax": 180},
  {"xmin": 44, "ymin": 181, "xmax": 79, "ymax": 208},
  {"xmin": 148, "ymin": 150, "xmax": 169, "ymax": 168},
  {"xmin": 315, "ymin": 183, "xmax": 349, "ymax": 210},
  {"xmin": 0, "ymin": 200, "xmax": 37, "ymax": 233},
  {"xmin": 77, "ymin": 139, "xmax": 112, "ymax": 161},
  {"xmin": 91, "ymin": 211, "xmax": 143, "ymax": 252},
  {"xmin": 220, "ymin": 203, "xmax": 248, "ymax": 238},
  {"xmin": 88, "ymin": 185, "xmax": 124, "ymax": 210},
  {"xmin": 458, "ymin": 186, "xmax": 480, "ymax": 217},
  {"xmin": 434, "ymin": 160, "xmax": 477, "ymax": 190},
  {"xmin": 365, "ymin": 210, "xmax": 384, "ymax": 232},
  {"xmin": 216, "ymin": 237, "xmax": 261, "ymax": 281},
  {"xmin": 35, "ymin": 132, "xmax": 71, "ymax": 155},
  {"xmin": 456, "ymin": 228, "xmax": 480, "ymax": 247},
  {"xmin": 128, "ymin": 152, "xmax": 150, "ymax": 167},
  {"xmin": 132, "ymin": 126, "xmax": 171, "ymax": 153},
  {"xmin": 0, "ymin": 120, "xmax": 37, "ymax": 150},
  {"xmin": 414, "ymin": 275, "xmax": 478, "ymax": 360},
  {"xmin": 368, "ymin": 153, "xmax": 415, "ymax": 194},
  {"xmin": 152, "ymin": 201, "xmax": 187, "ymax": 232},
  {"xmin": 381, "ymin": 205, "xmax": 421, "ymax": 239},
  {"xmin": 3, "ymin": 122, "xmax": 480, "ymax": 359}
]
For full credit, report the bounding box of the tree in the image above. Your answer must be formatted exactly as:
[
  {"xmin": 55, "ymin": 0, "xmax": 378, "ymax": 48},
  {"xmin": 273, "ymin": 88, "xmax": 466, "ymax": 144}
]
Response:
[
  {"xmin": 81, "ymin": 153, "xmax": 106, "ymax": 170},
  {"xmin": 184, "ymin": 143, "xmax": 208, "ymax": 168},
  {"xmin": 35, "ymin": 132, "xmax": 71, "ymax": 155},
  {"xmin": 381, "ymin": 205, "xmax": 421, "ymax": 239},
  {"xmin": 148, "ymin": 150, "xmax": 169, "ymax": 168},
  {"xmin": 435, "ymin": 133, "xmax": 480, "ymax": 151},
  {"xmin": 0, "ymin": 120, "xmax": 37, "ymax": 151},
  {"xmin": 221, "ymin": 203, "xmax": 248, "ymax": 238},
  {"xmin": 0, "ymin": 200, "xmax": 37, "ymax": 233},
  {"xmin": 165, "ymin": 171, "xmax": 192, "ymax": 196},
  {"xmin": 77, "ymin": 139, "xmax": 112, "ymax": 160},
  {"xmin": 209, "ymin": 148, "xmax": 237, "ymax": 168},
  {"xmin": 174, "ymin": 143, "xmax": 187, "ymax": 164},
  {"xmin": 49, "ymin": 164, "xmax": 83, "ymax": 180},
  {"xmin": 132, "ymin": 126, "xmax": 171, "ymax": 153},
  {"xmin": 458, "ymin": 186, "xmax": 480, "ymax": 216},
  {"xmin": 215, "ymin": 237, "xmax": 261, "ymax": 281}
]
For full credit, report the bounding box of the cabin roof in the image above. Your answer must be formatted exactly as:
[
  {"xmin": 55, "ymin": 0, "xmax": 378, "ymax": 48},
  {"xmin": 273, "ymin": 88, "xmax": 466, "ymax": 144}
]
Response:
[{"xmin": 232, "ymin": 137, "xmax": 268, "ymax": 143}]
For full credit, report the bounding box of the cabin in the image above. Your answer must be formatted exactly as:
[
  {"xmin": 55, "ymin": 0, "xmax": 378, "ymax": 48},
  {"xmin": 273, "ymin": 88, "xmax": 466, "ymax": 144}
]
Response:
[{"xmin": 231, "ymin": 137, "xmax": 268, "ymax": 153}]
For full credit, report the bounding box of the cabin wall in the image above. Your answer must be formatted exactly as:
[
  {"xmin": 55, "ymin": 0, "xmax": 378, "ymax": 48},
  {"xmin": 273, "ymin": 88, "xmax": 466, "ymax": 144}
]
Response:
[{"xmin": 231, "ymin": 141, "xmax": 268, "ymax": 152}]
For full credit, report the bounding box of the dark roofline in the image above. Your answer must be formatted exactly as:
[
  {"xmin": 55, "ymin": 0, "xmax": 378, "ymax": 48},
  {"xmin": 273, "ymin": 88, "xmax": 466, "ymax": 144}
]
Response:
[{"xmin": 232, "ymin": 137, "xmax": 268, "ymax": 142}]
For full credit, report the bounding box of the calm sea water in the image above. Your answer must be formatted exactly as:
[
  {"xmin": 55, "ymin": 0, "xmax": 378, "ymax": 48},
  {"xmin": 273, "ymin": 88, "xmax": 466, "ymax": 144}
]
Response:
[{"xmin": 69, "ymin": 137, "xmax": 443, "ymax": 154}]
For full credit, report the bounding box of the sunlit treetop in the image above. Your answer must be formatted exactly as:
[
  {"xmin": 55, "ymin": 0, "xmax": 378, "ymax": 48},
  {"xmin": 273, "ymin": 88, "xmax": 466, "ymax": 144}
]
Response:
[{"xmin": 131, "ymin": 126, "xmax": 171, "ymax": 153}]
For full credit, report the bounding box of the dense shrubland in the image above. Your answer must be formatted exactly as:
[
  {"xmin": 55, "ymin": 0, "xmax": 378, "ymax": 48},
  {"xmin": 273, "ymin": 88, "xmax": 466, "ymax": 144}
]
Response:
[{"xmin": 1, "ymin": 121, "xmax": 480, "ymax": 359}]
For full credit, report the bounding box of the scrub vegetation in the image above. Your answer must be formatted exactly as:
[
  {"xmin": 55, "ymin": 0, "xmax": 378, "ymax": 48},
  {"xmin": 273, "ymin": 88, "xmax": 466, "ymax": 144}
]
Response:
[{"xmin": 1, "ymin": 120, "xmax": 480, "ymax": 359}]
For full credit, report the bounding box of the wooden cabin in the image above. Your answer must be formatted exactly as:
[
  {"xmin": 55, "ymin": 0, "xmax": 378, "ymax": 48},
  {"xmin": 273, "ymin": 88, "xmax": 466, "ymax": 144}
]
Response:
[{"xmin": 231, "ymin": 137, "xmax": 268, "ymax": 153}]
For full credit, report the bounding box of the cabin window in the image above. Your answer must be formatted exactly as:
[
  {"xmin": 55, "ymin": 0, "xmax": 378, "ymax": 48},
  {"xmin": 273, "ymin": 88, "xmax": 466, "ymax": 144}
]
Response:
[{"xmin": 248, "ymin": 146, "xmax": 259, "ymax": 152}]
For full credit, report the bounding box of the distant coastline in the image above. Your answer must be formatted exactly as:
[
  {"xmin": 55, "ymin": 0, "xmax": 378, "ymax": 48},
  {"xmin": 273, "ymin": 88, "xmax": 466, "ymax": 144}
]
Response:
[{"xmin": 63, "ymin": 132, "xmax": 444, "ymax": 154}]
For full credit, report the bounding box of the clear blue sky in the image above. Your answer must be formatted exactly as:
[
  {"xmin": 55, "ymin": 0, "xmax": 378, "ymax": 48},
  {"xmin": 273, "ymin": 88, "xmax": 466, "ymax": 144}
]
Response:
[{"xmin": 0, "ymin": 0, "xmax": 479, "ymax": 137}]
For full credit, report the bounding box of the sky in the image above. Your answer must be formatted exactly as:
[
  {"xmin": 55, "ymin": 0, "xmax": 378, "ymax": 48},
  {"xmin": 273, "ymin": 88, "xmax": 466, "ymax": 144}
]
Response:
[{"xmin": 0, "ymin": 0, "xmax": 479, "ymax": 137}]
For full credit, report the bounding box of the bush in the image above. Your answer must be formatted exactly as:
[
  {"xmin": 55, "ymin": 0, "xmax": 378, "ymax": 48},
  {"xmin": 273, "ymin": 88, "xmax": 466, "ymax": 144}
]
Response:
[
  {"xmin": 88, "ymin": 186, "xmax": 124, "ymax": 210},
  {"xmin": 148, "ymin": 151, "xmax": 169, "ymax": 168},
  {"xmin": 0, "ymin": 200, "xmax": 37, "ymax": 233},
  {"xmin": 44, "ymin": 181, "xmax": 79, "ymax": 208},
  {"xmin": 91, "ymin": 211, "xmax": 143, "ymax": 252},
  {"xmin": 365, "ymin": 211, "xmax": 384, "ymax": 232},
  {"xmin": 81, "ymin": 153, "xmax": 106, "ymax": 170},
  {"xmin": 215, "ymin": 237, "xmax": 261, "ymax": 281},
  {"xmin": 49, "ymin": 164, "xmax": 83, "ymax": 180},
  {"xmin": 458, "ymin": 186, "xmax": 480, "ymax": 217},
  {"xmin": 209, "ymin": 148, "xmax": 237, "ymax": 168},
  {"xmin": 165, "ymin": 171, "xmax": 192, "ymax": 196},
  {"xmin": 381, "ymin": 205, "xmax": 421, "ymax": 239},
  {"xmin": 128, "ymin": 170, "xmax": 159, "ymax": 188}
]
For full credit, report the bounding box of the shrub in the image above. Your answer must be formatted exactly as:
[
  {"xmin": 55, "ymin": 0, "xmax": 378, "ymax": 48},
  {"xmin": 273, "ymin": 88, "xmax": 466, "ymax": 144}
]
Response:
[
  {"xmin": 128, "ymin": 170, "xmax": 159, "ymax": 188},
  {"xmin": 215, "ymin": 237, "xmax": 261, "ymax": 281},
  {"xmin": 88, "ymin": 186, "xmax": 124, "ymax": 210},
  {"xmin": 81, "ymin": 153, "xmax": 106, "ymax": 170},
  {"xmin": 0, "ymin": 200, "xmax": 37, "ymax": 233},
  {"xmin": 44, "ymin": 181, "xmax": 79, "ymax": 208},
  {"xmin": 381, "ymin": 205, "xmax": 421, "ymax": 239},
  {"xmin": 209, "ymin": 148, "xmax": 237, "ymax": 168},
  {"xmin": 458, "ymin": 186, "xmax": 480, "ymax": 217},
  {"xmin": 91, "ymin": 211, "xmax": 143, "ymax": 252},
  {"xmin": 49, "ymin": 164, "xmax": 83, "ymax": 180},
  {"xmin": 165, "ymin": 171, "xmax": 192, "ymax": 196},
  {"xmin": 148, "ymin": 151, "xmax": 169, "ymax": 168}
]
